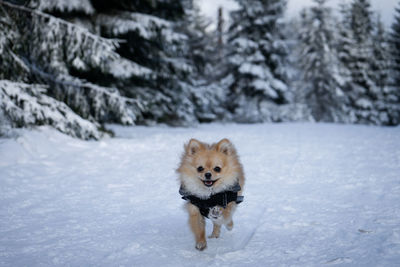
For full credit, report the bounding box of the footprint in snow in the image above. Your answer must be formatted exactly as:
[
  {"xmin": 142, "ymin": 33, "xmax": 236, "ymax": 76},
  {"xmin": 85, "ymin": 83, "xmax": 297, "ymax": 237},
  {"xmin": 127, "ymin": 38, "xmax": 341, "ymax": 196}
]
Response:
[{"xmin": 325, "ymin": 257, "xmax": 352, "ymax": 265}]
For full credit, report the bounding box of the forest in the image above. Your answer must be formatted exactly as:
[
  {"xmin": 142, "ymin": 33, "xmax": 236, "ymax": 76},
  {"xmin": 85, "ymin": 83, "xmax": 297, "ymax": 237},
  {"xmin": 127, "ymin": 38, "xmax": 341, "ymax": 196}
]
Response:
[{"xmin": 1, "ymin": 0, "xmax": 399, "ymax": 139}]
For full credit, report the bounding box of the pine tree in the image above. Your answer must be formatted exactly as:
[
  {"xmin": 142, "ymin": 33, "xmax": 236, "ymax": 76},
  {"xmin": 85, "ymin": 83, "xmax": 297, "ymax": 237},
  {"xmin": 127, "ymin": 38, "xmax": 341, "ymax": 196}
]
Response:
[
  {"xmin": 94, "ymin": 0, "xmax": 198, "ymax": 126},
  {"xmin": 181, "ymin": 4, "xmax": 229, "ymax": 122},
  {"xmin": 0, "ymin": 0, "xmax": 140, "ymax": 139},
  {"xmin": 371, "ymin": 15, "xmax": 389, "ymax": 91},
  {"xmin": 297, "ymin": 0, "xmax": 347, "ymax": 122},
  {"xmin": 348, "ymin": 0, "xmax": 373, "ymax": 89},
  {"xmin": 225, "ymin": 0, "xmax": 290, "ymax": 123},
  {"xmin": 337, "ymin": 1, "xmax": 353, "ymax": 83},
  {"xmin": 346, "ymin": 0, "xmax": 382, "ymax": 124},
  {"xmin": 182, "ymin": 1, "xmax": 212, "ymax": 78},
  {"xmin": 387, "ymin": 1, "xmax": 400, "ymax": 125},
  {"xmin": 282, "ymin": 16, "xmax": 314, "ymax": 122},
  {"xmin": 0, "ymin": 81, "xmax": 100, "ymax": 139},
  {"xmin": 391, "ymin": 2, "xmax": 400, "ymax": 88},
  {"xmin": 341, "ymin": 0, "xmax": 400, "ymax": 125},
  {"xmin": 350, "ymin": 0, "xmax": 372, "ymax": 44},
  {"xmin": 1, "ymin": 0, "xmax": 204, "ymax": 137}
]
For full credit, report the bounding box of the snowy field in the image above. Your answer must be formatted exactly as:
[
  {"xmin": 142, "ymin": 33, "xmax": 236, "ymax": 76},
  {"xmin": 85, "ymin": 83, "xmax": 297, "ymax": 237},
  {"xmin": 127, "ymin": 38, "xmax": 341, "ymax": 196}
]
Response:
[{"xmin": 1, "ymin": 123, "xmax": 400, "ymax": 266}]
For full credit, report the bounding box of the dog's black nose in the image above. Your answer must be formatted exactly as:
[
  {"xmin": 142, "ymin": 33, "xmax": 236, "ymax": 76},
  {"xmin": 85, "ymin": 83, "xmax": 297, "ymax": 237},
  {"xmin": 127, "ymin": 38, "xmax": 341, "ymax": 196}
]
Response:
[{"xmin": 205, "ymin": 172, "xmax": 212, "ymax": 180}]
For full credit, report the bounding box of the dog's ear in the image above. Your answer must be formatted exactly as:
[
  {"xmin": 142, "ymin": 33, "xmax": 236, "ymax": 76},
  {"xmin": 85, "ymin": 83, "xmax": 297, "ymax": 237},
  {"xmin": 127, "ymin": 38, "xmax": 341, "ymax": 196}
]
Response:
[
  {"xmin": 215, "ymin": 138, "xmax": 234, "ymax": 155},
  {"xmin": 186, "ymin": 139, "xmax": 203, "ymax": 156}
]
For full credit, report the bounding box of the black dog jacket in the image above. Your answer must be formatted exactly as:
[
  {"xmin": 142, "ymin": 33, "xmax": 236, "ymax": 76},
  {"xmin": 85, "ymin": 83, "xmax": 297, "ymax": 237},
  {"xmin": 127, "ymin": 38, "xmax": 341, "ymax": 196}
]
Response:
[{"xmin": 179, "ymin": 183, "xmax": 244, "ymax": 218}]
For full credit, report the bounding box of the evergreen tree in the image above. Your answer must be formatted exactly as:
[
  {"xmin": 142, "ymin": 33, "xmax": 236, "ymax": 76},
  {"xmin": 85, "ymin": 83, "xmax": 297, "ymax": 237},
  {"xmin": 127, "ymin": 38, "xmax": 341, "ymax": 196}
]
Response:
[
  {"xmin": 350, "ymin": 0, "xmax": 372, "ymax": 44},
  {"xmin": 0, "ymin": 81, "xmax": 100, "ymax": 139},
  {"xmin": 371, "ymin": 14, "xmax": 393, "ymax": 126},
  {"xmin": 371, "ymin": 15, "xmax": 389, "ymax": 91},
  {"xmin": 182, "ymin": 1, "xmax": 211, "ymax": 78},
  {"xmin": 0, "ymin": 0, "xmax": 202, "ymax": 137},
  {"xmin": 391, "ymin": 2, "xmax": 400, "ymax": 88},
  {"xmin": 182, "ymin": 4, "xmax": 229, "ymax": 122},
  {"xmin": 225, "ymin": 0, "xmax": 290, "ymax": 123},
  {"xmin": 348, "ymin": 0, "xmax": 373, "ymax": 89},
  {"xmin": 387, "ymin": 1, "xmax": 400, "ymax": 124},
  {"xmin": 2, "ymin": 0, "xmax": 399, "ymax": 137},
  {"xmin": 346, "ymin": 0, "xmax": 381, "ymax": 124},
  {"xmin": 337, "ymin": 1, "xmax": 353, "ymax": 83},
  {"xmin": 341, "ymin": 0, "xmax": 399, "ymax": 125},
  {"xmin": 0, "ymin": 0, "xmax": 139, "ymax": 139},
  {"xmin": 297, "ymin": 0, "xmax": 347, "ymax": 122},
  {"xmin": 282, "ymin": 16, "xmax": 314, "ymax": 122},
  {"xmin": 93, "ymin": 0, "xmax": 197, "ymax": 126}
]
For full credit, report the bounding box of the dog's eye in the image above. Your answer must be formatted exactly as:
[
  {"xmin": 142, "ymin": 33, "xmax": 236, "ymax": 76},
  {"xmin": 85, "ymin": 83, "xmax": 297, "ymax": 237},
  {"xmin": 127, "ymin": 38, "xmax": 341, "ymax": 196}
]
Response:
[
  {"xmin": 197, "ymin": 166, "xmax": 204, "ymax": 172},
  {"xmin": 214, "ymin": 166, "xmax": 221, "ymax": 172}
]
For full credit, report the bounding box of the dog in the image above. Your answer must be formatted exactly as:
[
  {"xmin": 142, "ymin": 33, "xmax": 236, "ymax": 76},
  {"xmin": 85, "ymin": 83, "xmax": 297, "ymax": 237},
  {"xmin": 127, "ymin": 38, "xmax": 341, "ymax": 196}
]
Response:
[{"xmin": 177, "ymin": 138, "xmax": 245, "ymax": 250}]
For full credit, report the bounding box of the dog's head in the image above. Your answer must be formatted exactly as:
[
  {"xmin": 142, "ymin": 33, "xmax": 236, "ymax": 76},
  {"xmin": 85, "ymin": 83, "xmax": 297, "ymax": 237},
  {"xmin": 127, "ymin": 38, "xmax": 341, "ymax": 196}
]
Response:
[{"xmin": 177, "ymin": 138, "xmax": 241, "ymax": 196}]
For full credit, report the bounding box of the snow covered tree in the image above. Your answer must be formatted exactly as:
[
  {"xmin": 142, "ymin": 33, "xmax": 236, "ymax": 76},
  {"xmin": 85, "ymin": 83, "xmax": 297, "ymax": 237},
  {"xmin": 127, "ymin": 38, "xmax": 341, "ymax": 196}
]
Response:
[
  {"xmin": 391, "ymin": 2, "xmax": 400, "ymax": 87},
  {"xmin": 0, "ymin": 81, "xmax": 100, "ymax": 139},
  {"xmin": 344, "ymin": 0, "xmax": 382, "ymax": 124},
  {"xmin": 93, "ymin": 0, "xmax": 199, "ymax": 126},
  {"xmin": 0, "ymin": 0, "xmax": 140, "ymax": 138},
  {"xmin": 182, "ymin": 5, "xmax": 232, "ymax": 122},
  {"xmin": 182, "ymin": 2, "xmax": 212, "ymax": 78},
  {"xmin": 297, "ymin": 0, "xmax": 348, "ymax": 122},
  {"xmin": 281, "ymin": 16, "xmax": 314, "ymax": 122},
  {"xmin": 338, "ymin": 0, "xmax": 398, "ymax": 125},
  {"xmin": 371, "ymin": 15, "xmax": 389, "ymax": 91},
  {"xmin": 387, "ymin": 2, "xmax": 400, "ymax": 125},
  {"xmin": 348, "ymin": 0, "xmax": 374, "ymax": 89},
  {"xmin": 225, "ymin": 0, "xmax": 291, "ymax": 122},
  {"xmin": 337, "ymin": 1, "xmax": 353, "ymax": 82},
  {"xmin": 0, "ymin": 0, "xmax": 207, "ymax": 137},
  {"xmin": 369, "ymin": 14, "xmax": 398, "ymax": 126}
]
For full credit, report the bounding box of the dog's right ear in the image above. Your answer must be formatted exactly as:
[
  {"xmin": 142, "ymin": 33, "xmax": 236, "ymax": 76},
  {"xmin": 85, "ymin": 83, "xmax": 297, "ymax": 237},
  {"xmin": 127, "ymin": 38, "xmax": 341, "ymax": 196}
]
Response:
[
  {"xmin": 215, "ymin": 138, "xmax": 235, "ymax": 155},
  {"xmin": 186, "ymin": 139, "xmax": 203, "ymax": 156}
]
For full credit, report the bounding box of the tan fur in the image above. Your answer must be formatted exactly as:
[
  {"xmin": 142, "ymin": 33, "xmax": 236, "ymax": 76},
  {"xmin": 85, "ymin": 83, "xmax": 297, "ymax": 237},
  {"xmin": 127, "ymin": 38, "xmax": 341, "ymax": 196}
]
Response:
[{"xmin": 177, "ymin": 138, "xmax": 245, "ymax": 250}]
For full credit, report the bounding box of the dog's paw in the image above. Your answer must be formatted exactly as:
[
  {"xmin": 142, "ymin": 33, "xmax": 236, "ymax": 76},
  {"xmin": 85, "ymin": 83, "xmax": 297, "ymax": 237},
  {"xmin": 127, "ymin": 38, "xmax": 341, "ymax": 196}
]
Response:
[
  {"xmin": 226, "ymin": 220, "xmax": 234, "ymax": 231},
  {"xmin": 208, "ymin": 232, "xmax": 220, "ymax": 239},
  {"xmin": 210, "ymin": 206, "xmax": 223, "ymax": 218},
  {"xmin": 195, "ymin": 241, "xmax": 207, "ymax": 251}
]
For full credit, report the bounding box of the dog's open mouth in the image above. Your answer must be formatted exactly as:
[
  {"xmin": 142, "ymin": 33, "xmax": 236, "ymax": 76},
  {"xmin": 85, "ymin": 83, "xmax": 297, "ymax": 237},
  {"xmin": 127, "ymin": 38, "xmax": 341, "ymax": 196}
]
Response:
[{"xmin": 203, "ymin": 179, "xmax": 218, "ymax": 187}]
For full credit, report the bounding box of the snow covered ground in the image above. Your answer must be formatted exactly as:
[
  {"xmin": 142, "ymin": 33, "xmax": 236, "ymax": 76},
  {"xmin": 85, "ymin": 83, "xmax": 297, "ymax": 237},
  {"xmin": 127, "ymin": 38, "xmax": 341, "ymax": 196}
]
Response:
[{"xmin": 1, "ymin": 123, "xmax": 400, "ymax": 266}]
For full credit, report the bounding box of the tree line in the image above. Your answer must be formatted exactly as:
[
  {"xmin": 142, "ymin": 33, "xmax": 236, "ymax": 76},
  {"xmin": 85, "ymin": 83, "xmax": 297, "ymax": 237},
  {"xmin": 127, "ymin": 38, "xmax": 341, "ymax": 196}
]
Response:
[{"xmin": 0, "ymin": 0, "xmax": 399, "ymax": 139}]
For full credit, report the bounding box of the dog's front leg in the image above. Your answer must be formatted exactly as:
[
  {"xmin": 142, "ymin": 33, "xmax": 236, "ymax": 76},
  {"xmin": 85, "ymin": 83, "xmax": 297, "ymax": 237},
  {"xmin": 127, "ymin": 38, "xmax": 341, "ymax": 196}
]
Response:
[
  {"xmin": 187, "ymin": 203, "xmax": 206, "ymax": 250},
  {"xmin": 223, "ymin": 202, "xmax": 236, "ymax": 230},
  {"xmin": 209, "ymin": 223, "xmax": 221, "ymax": 238}
]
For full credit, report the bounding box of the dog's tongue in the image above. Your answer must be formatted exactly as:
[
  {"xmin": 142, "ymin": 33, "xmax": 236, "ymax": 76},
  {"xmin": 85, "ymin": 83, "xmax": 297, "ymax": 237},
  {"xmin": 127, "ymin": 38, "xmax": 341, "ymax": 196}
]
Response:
[{"xmin": 204, "ymin": 181, "xmax": 213, "ymax": 186}]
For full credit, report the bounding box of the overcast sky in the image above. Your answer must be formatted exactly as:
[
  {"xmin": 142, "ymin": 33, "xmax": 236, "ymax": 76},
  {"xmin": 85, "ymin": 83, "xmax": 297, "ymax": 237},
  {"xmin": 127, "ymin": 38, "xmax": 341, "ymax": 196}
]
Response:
[{"xmin": 197, "ymin": 0, "xmax": 398, "ymax": 28}]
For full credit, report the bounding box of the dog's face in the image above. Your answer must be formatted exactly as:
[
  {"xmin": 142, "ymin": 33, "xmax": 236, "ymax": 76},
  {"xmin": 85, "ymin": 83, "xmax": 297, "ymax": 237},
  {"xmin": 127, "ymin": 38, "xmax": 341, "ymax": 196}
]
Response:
[
  {"xmin": 177, "ymin": 138, "xmax": 240, "ymax": 197},
  {"xmin": 191, "ymin": 147, "xmax": 227, "ymax": 188}
]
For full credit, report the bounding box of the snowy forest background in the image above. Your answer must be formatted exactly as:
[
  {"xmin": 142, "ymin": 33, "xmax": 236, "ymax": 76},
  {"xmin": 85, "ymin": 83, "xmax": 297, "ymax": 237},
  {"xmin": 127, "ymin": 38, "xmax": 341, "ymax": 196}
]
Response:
[{"xmin": 1, "ymin": 0, "xmax": 400, "ymax": 139}]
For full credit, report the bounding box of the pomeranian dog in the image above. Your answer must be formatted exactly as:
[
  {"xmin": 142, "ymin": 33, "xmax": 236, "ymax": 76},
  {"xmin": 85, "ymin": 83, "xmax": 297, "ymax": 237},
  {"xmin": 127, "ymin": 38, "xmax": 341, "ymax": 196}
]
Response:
[{"xmin": 177, "ymin": 138, "xmax": 245, "ymax": 251}]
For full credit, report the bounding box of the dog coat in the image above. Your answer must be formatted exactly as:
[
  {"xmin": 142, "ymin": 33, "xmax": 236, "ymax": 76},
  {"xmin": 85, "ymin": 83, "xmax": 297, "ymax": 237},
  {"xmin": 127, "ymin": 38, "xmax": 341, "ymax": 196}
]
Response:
[{"xmin": 179, "ymin": 183, "xmax": 244, "ymax": 218}]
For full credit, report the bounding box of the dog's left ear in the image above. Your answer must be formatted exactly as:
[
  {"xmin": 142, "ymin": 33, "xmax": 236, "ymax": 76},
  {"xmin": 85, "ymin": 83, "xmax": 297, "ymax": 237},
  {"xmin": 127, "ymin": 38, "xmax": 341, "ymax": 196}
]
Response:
[
  {"xmin": 186, "ymin": 138, "xmax": 203, "ymax": 156},
  {"xmin": 215, "ymin": 138, "xmax": 234, "ymax": 155}
]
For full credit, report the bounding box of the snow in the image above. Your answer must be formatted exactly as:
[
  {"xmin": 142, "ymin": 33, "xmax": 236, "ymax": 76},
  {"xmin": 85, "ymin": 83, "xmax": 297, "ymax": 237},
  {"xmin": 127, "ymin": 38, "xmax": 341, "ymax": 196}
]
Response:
[
  {"xmin": 96, "ymin": 12, "xmax": 169, "ymax": 39},
  {"xmin": 232, "ymin": 37, "xmax": 258, "ymax": 51},
  {"xmin": 32, "ymin": 0, "xmax": 95, "ymax": 15},
  {"xmin": 251, "ymin": 79, "xmax": 278, "ymax": 99},
  {"xmin": 238, "ymin": 62, "xmax": 266, "ymax": 79},
  {"xmin": 95, "ymin": 12, "xmax": 187, "ymax": 44},
  {"xmin": 108, "ymin": 58, "xmax": 153, "ymax": 79},
  {"xmin": 1, "ymin": 123, "xmax": 400, "ymax": 266},
  {"xmin": 356, "ymin": 98, "xmax": 373, "ymax": 109},
  {"xmin": 0, "ymin": 80, "xmax": 100, "ymax": 140}
]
